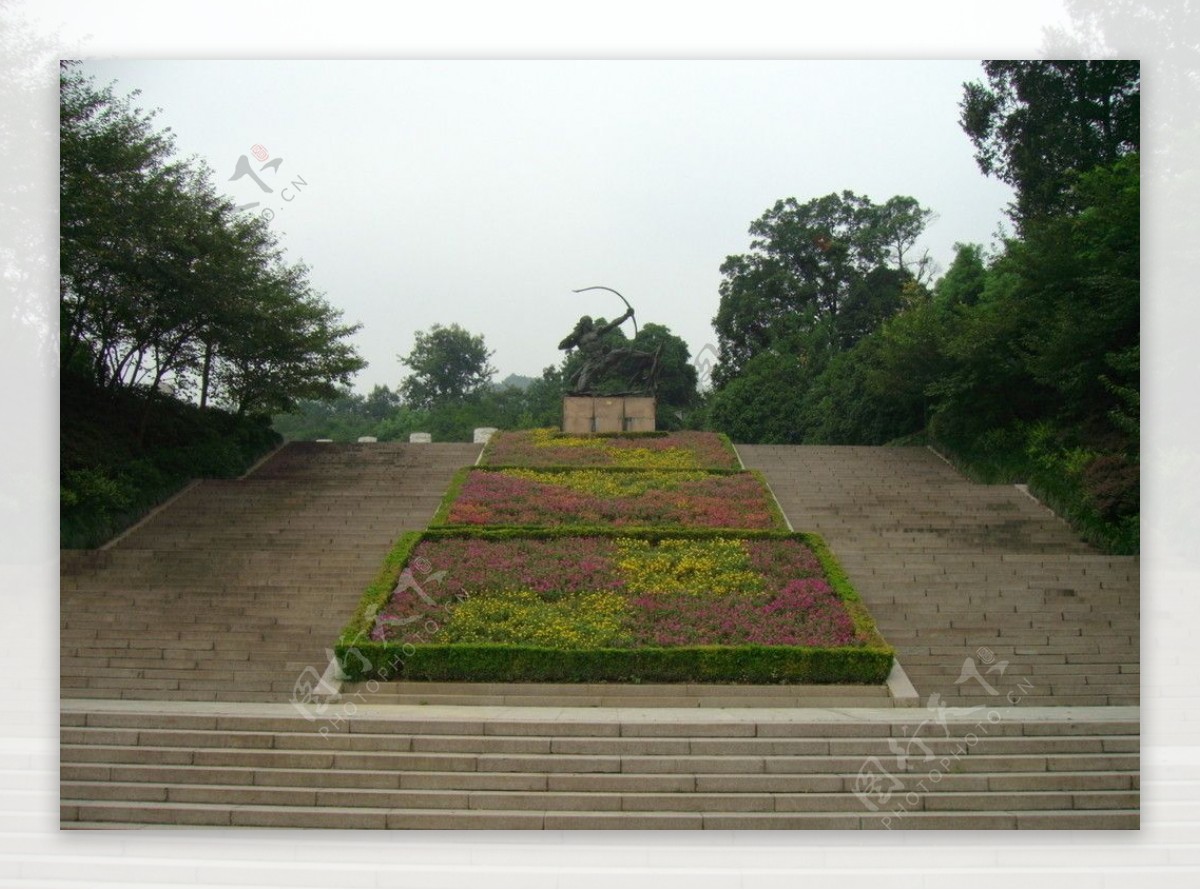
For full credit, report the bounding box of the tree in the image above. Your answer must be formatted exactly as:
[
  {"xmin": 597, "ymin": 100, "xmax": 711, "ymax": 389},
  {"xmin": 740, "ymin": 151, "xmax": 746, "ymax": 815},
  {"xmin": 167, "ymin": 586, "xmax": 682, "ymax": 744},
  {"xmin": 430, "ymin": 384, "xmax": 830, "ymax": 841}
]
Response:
[
  {"xmin": 363, "ymin": 384, "xmax": 401, "ymax": 421},
  {"xmin": 631, "ymin": 323, "xmax": 699, "ymax": 423},
  {"xmin": 60, "ymin": 62, "xmax": 366, "ymax": 423},
  {"xmin": 707, "ymin": 350, "xmax": 811, "ymax": 444},
  {"xmin": 960, "ymin": 60, "xmax": 1140, "ymax": 225},
  {"xmin": 934, "ymin": 243, "xmax": 988, "ymax": 307},
  {"xmin": 212, "ymin": 261, "xmax": 365, "ymax": 416},
  {"xmin": 398, "ymin": 323, "xmax": 496, "ymax": 410},
  {"xmin": 1004, "ymin": 154, "xmax": 1140, "ymax": 432},
  {"xmin": 711, "ymin": 191, "xmax": 932, "ymax": 383}
]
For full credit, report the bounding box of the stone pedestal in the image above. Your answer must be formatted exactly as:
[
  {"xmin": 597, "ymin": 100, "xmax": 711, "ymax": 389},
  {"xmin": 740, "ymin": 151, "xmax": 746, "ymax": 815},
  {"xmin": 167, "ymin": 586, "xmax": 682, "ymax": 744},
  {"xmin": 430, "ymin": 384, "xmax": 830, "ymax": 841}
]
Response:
[
  {"xmin": 562, "ymin": 395, "xmax": 656, "ymax": 434},
  {"xmin": 409, "ymin": 432, "xmax": 432, "ymax": 443}
]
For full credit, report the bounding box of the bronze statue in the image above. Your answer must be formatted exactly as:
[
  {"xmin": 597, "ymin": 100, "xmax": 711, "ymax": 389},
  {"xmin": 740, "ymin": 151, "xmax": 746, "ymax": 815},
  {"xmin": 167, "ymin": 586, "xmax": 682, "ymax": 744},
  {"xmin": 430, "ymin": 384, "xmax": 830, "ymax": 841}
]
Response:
[{"xmin": 560, "ymin": 288, "xmax": 660, "ymax": 395}]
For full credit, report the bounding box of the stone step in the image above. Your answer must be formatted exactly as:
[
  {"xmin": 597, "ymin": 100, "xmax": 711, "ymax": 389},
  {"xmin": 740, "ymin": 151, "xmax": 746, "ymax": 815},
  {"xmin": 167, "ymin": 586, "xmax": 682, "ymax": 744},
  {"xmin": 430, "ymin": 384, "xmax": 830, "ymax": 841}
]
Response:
[
  {"xmin": 61, "ymin": 442, "xmax": 476, "ymax": 701},
  {"xmin": 58, "ymin": 727, "xmax": 1138, "ymax": 757},
  {"xmin": 60, "ymin": 799, "xmax": 1139, "ymax": 830},
  {"xmin": 737, "ymin": 445, "xmax": 1138, "ymax": 710},
  {"xmin": 60, "ymin": 780, "xmax": 1139, "ymax": 814},
  {"xmin": 339, "ymin": 681, "xmax": 895, "ymax": 709},
  {"xmin": 61, "ymin": 743, "xmax": 1141, "ymax": 776},
  {"xmin": 61, "ymin": 439, "xmax": 1139, "ymax": 830}
]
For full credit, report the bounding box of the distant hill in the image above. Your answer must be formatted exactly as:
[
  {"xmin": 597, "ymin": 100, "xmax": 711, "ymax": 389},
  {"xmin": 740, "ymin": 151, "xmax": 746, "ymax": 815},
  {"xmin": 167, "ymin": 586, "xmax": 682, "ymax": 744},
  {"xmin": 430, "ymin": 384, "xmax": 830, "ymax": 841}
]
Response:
[{"xmin": 495, "ymin": 373, "xmax": 536, "ymax": 391}]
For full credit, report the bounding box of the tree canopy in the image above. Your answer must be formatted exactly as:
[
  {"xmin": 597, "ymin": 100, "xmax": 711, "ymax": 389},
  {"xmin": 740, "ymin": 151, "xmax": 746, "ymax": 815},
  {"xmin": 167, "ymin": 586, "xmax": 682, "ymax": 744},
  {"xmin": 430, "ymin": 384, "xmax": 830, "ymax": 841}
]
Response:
[
  {"xmin": 703, "ymin": 60, "xmax": 1139, "ymax": 552},
  {"xmin": 397, "ymin": 323, "xmax": 497, "ymax": 410},
  {"xmin": 60, "ymin": 62, "xmax": 366, "ymax": 419},
  {"xmin": 959, "ymin": 60, "xmax": 1140, "ymax": 225},
  {"xmin": 711, "ymin": 190, "xmax": 933, "ymax": 384}
]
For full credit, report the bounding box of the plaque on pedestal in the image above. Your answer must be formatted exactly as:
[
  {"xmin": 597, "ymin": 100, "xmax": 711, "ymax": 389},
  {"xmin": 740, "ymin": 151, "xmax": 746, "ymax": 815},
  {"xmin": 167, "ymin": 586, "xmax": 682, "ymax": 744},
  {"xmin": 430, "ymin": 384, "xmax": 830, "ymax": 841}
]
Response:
[{"xmin": 562, "ymin": 395, "xmax": 656, "ymax": 434}]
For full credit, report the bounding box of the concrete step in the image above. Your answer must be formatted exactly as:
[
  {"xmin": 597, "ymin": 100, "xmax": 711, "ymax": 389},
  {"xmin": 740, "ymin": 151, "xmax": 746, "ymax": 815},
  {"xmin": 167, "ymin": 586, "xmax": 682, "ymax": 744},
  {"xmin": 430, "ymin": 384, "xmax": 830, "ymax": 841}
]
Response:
[
  {"xmin": 61, "ymin": 442, "xmax": 476, "ymax": 701},
  {"xmin": 736, "ymin": 445, "xmax": 1139, "ymax": 710},
  {"xmin": 339, "ymin": 681, "xmax": 896, "ymax": 709},
  {"xmin": 60, "ymin": 702, "xmax": 1139, "ymax": 829}
]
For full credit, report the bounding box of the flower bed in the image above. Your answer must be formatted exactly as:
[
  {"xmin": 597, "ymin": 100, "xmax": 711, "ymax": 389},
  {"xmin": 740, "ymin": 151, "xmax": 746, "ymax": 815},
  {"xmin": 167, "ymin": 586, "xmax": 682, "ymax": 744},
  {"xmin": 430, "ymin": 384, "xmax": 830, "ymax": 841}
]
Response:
[
  {"xmin": 335, "ymin": 529, "xmax": 893, "ymax": 684},
  {"xmin": 480, "ymin": 428, "xmax": 741, "ymax": 470},
  {"xmin": 434, "ymin": 467, "xmax": 786, "ymax": 530}
]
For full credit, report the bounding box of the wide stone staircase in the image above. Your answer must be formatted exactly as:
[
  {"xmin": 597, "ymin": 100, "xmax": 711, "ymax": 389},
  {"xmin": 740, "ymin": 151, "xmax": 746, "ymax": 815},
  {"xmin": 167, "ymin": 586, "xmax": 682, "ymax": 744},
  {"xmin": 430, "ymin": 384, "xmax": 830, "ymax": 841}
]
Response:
[
  {"xmin": 60, "ymin": 701, "xmax": 1139, "ymax": 829},
  {"xmin": 60, "ymin": 442, "xmax": 1139, "ymax": 829},
  {"xmin": 60, "ymin": 442, "xmax": 480, "ymax": 702},
  {"xmin": 738, "ymin": 445, "xmax": 1139, "ymax": 708}
]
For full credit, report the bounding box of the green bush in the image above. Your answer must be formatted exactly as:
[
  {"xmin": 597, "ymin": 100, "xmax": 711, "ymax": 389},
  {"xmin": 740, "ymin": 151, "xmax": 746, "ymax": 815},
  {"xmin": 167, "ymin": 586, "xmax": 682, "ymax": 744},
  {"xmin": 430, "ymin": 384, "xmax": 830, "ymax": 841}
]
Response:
[
  {"xmin": 931, "ymin": 421, "xmax": 1138, "ymax": 554},
  {"xmin": 334, "ymin": 641, "xmax": 893, "ymax": 685},
  {"xmin": 60, "ymin": 373, "xmax": 282, "ymax": 548}
]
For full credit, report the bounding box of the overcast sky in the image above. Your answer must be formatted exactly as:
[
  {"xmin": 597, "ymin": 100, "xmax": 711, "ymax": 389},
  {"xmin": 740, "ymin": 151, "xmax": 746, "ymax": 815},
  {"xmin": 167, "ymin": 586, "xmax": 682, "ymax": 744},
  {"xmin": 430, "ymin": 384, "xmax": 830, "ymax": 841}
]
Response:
[{"xmin": 71, "ymin": 58, "xmax": 1014, "ymax": 393}]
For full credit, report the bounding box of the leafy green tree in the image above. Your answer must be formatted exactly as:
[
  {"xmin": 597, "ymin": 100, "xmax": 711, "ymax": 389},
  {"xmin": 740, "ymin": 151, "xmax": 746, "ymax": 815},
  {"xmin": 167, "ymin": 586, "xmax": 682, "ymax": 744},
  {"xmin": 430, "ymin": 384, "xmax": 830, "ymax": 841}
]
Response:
[
  {"xmin": 960, "ymin": 60, "xmax": 1140, "ymax": 225},
  {"xmin": 213, "ymin": 261, "xmax": 365, "ymax": 416},
  {"xmin": 519, "ymin": 366, "xmax": 569, "ymax": 428},
  {"xmin": 836, "ymin": 265, "xmax": 913, "ymax": 348},
  {"xmin": 60, "ymin": 62, "xmax": 191, "ymax": 390},
  {"xmin": 398, "ymin": 323, "xmax": 496, "ymax": 410},
  {"xmin": 712, "ymin": 191, "xmax": 932, "ymax": 383},
  {"xmin": 707, "ymin": 350, "xmax": 811, "ymax": 444},
  {"xmin": 934, "ymin": 243, "xmax": 988, "ymax": 307},
  {"xmin": 1003, "ymin": 154, "xmax": 1140, "ymax": 431},
  {"xmin": 363, "ymin": 384, "xmax": 401, "ymax": 421},
  {"xmin": 60, "ymin": 62, "xmax": 366, "ymax": 424},
  {"xmin": 631, "ymin": 323, "xmax": 700, "ymax": 428}
]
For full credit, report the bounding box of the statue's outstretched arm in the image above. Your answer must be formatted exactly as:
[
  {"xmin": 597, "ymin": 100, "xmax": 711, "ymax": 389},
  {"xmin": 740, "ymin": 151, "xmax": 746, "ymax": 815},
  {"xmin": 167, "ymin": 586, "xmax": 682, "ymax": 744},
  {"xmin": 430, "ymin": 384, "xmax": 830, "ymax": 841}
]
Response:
[{"xmin": 595, "ymin": 308, "xmax": 635, "ymax": 338}]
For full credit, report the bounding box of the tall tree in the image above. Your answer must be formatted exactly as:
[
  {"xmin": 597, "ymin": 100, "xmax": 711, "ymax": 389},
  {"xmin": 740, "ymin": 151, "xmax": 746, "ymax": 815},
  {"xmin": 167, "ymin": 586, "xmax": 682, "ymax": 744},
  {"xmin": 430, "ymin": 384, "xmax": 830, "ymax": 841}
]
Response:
[
  {"xmin": 960, "ymin": 60, "xmax": 1140, "ymax": 225},
  {"xmin": 213, "ymin": 260, "xmax": 365, "ymax": 416},
  {"xmin": 398, "ymin": 323, "xmax": 496, "ymax": 410},
  {"xmin": 712, "ymin": 190, "xmax": 932, "ymax": 383},
  {"xmin": 60, "ymin": 62, "xmax": 366, "ymax": 422}
]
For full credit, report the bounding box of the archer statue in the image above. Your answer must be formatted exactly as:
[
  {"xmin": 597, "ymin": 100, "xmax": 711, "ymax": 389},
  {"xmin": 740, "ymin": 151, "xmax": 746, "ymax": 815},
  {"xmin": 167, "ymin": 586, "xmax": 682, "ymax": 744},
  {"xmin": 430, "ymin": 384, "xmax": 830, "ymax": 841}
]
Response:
[{"xmin": 559, "ymin": 287, "xmax": 661, "ymax": 396}]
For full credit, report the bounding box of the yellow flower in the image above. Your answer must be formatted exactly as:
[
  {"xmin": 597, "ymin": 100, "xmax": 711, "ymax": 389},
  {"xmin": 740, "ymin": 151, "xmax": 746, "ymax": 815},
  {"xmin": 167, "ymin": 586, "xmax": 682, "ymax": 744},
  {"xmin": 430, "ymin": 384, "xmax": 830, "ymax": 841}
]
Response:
[
  {"xmin": 435, "ymin": 589, "xmax": 631, "ymax": 649},
  {"xmin": 616, "ymin": 537, "xmax": 764, "ymax": 596}
]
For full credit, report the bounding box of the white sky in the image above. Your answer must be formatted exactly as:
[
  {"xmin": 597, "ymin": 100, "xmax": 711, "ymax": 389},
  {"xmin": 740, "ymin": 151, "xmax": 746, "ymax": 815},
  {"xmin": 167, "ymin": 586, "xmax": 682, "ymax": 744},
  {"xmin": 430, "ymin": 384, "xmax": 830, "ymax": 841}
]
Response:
[{"xmin": 63, "ymin": 57, "xmax": 1015, "ymax": 393}]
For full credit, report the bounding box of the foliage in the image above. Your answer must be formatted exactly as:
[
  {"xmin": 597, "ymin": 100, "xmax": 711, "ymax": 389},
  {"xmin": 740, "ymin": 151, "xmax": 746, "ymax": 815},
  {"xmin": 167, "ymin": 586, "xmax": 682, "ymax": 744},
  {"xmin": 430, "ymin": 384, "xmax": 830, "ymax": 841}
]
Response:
[
  {"xmin": 629, "ymin": 580, "xmax": 856, "ymax": 648},
  {"xmin": 59, "ymin": 63, "xmax": 365, "ymax": 420},
  {"xmin": 430, "ymin": 590, "xmax": 631, "ymax": 649},
  {"xmin": 960, "ymin": 60, "xmax": 1140, "ymax": 225},
  {"xmin": 272, "ymin": 376, "xmax": 565, "ymax": 443},
  {"xmin": 703, "ymin": 63, "xmax": 1140, "ymax": 552},
  {"xmin": 711, "ymin": 190, "xmax": 932, "ymax": 383},
  {"xmin": 397, "ymin": 323, "xmax": 497, "ymax": 410},
  {"xmin": 615, "ymin": 537, "xmax": 767, "ymax": 596},
  {"xmin": 60, "ymin": 371, "xmax": 281, "ymax": 548},
  {"xmin": 336, "ymin": 642, "xmax": 894, "ymax": 685},
  {"xmin": 700, "ymin": 78, "xmax": 1142, "ymax": 551},
  {"xmin": 706, "ymin": 350, "xmax": 813, "ymax": 444}
]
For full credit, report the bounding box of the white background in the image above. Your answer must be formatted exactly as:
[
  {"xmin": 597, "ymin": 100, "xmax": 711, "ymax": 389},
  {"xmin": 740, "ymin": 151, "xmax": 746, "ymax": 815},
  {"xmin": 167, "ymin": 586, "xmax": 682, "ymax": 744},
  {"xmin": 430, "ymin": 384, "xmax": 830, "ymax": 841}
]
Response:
[{"xmin": 1, "ymin": 0, "xmax": 1195, "ymax": 885}]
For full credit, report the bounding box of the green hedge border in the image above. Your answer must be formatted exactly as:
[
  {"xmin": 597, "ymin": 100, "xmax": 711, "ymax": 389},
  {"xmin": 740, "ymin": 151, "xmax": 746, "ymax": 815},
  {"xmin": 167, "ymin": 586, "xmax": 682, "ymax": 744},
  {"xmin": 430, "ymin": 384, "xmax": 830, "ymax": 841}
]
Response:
[
  {"xmin": 478, "ymin": 429, "xmax": 741, "ymax": 470},
  {"xmin": 429, "ymin": 466, "xmax": 789, "ymax": 531},
  {"xmin": 335, "ymin": 528, "xmax": 893, "ymax": 685}
]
